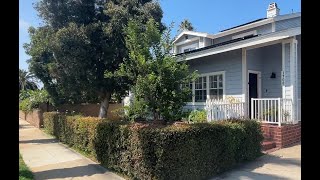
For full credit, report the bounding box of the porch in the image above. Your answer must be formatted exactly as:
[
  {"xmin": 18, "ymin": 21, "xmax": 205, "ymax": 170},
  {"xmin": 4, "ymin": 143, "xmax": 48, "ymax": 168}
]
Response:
[
  {"xmin": 205, "ymin": 98, "xmax": 294, "ymax": 126},
  {"xmin": 185, "ymin": 36, "xmax": 300, "ymax": 127}
]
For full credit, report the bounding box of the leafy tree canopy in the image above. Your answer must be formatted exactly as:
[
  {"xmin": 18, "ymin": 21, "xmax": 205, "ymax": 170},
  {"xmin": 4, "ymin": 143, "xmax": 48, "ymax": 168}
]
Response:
[
  {"xmin": 25, "ymin": 0, "xmax": 164, "ymax": 117},
  {"xmin": 111, "ymin": 19, "xmax": 197, "ymax": 121}
]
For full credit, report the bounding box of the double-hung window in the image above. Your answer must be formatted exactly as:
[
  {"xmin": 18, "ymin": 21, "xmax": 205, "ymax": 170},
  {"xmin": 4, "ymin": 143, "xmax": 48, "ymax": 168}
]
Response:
[
  {"xmin": 195, "ymin": 76, "xmax": 207, "ymax": 102},
  {"xmin": 209, "ymin": 74, "xmax": 223, "ymax": 100},
  {"xmin": 189, "ymin": 72, "xmax": 224, "ymax": 103}
]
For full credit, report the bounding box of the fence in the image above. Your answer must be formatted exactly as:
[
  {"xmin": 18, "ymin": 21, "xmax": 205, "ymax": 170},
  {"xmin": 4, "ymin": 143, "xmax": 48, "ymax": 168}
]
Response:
[{"xmin": 205, "ymin": 99, "xmax": 245, "ymax": 121}]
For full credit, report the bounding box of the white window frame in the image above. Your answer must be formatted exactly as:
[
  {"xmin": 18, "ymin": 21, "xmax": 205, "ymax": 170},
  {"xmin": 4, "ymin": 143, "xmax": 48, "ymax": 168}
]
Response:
[
  {"xmin": 232, "ymin": 30, "xmax": 257, "ymax": 40},
  {"xmin": 187, "ymin": 71, "xmax": 226, "ymax": 105},
  {"xmin": 194, "ymin": 76, "xmax": 207, "ymax": 102}
]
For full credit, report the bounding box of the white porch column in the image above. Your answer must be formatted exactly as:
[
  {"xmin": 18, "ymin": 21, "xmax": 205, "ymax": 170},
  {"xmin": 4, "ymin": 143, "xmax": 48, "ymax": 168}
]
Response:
[
  {"xmin": 242, "ymin": 48, "xmax": 248, "ymax": 117},
  {"xmin": 282, "ymin": 38, "xmax": 298, "ymax": 123}
]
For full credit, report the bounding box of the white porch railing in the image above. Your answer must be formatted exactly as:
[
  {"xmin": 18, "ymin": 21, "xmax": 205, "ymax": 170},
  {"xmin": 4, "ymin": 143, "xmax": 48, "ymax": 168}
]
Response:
[
  {"xmin": 205, "ymin": 99, "xmax": 245, "ymax": 121},
  {"xmin": 251, "ymin": 98, "xmax": 293, "ymax": 126}
]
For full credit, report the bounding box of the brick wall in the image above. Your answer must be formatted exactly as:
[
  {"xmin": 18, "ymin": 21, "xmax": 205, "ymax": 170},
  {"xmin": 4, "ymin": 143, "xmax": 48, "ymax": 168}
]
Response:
[
  {"xmin": 19, "ymin": 109, "xmax": 44, "ymax": 128},
  {"xmin": 48, "ymin": 103, "xmax": 122, "ymax": 120},
  {"xmin": 261, "ymin": 122, "xmax": 301, "ymax": 148},
  {"xmin": 20, "ymin": 103, "xmax": 123, "ymax": 128}
]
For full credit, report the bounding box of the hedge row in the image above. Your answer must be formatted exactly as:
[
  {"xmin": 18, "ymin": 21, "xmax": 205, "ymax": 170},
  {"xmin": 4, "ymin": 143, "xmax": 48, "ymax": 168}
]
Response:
[{"xmin": 43, "ymin": 112, "xmax": 263, "ymax": 180}]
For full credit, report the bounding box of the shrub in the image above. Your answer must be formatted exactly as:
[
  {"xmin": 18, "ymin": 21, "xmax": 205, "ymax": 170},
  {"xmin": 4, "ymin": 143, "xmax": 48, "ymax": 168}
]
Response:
[
  {"xmin": 188, "ymin": 110, "xmax": 207, "ymax": 123},
  {"xmin": 43, "ymin": 113, "xmax": 263, "ymax": 180},
  {"xmin": 43, "ymin": 112, "xmax": 102, "ymax": 156}
]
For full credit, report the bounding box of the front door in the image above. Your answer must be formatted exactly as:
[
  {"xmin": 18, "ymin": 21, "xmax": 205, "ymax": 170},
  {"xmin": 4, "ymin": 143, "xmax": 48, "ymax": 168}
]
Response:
[{"xmin": 249, "ymin": 73, "xmax": 258, "ymax": 118}]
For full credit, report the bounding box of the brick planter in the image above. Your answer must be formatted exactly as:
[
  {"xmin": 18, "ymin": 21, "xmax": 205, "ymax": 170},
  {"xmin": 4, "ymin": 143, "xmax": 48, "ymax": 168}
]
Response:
[{"xmin": 261, "ymin": 122, "xmax": 301, "ymax": 148}]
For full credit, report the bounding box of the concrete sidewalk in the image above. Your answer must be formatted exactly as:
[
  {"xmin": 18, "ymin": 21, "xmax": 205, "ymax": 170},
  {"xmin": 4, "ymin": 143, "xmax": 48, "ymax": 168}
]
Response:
[
  {"xmin": 19, "ymin": 119, "xmax": 125, "ymax": 180},
  {"xmin": 211, "ymin": 144, "xmax": 301, "ymax": 180}
]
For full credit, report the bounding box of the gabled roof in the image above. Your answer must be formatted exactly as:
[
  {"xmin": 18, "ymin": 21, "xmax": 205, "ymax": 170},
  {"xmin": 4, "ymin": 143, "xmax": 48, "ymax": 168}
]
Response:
[{"xmin": 173, "ymin": 30, "xmax": 215, "ymax": 43}]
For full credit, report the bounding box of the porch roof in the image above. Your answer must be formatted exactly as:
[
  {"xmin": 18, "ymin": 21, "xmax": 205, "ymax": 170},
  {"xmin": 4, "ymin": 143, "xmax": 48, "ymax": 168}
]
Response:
[{"xmin": 176, "ymin": 27, "xmax": 301, "ymax": 62}]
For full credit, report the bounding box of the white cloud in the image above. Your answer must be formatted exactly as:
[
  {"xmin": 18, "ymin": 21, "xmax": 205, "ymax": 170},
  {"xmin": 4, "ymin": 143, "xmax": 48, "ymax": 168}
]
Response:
[{"xmin": 19, "ymin": 18, "xmax": 30, "ymax": 32}]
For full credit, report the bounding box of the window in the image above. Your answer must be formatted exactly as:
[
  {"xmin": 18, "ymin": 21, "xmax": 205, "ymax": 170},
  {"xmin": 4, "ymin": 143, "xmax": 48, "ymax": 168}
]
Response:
[
  {"xmin": 185, "ymin": 35, "xmax": 188, "ymax": 39},
  {"xmin": 195, "ymin": 76, "xmax": 207, "ymax": 102},
  {"xmin": 183, "ymin": 82, "xmax": 193, "ymax": 102},
  {"xmin": 183, "ymin": 47, "xmax": 196, "ymax": 52},
  {"xmin": 209, "ymin": 74, "xmax": 223, "ymax": 100},
  {"xmin": 186, "ymin": 72, "xmax": 225, "ymax": 103}
]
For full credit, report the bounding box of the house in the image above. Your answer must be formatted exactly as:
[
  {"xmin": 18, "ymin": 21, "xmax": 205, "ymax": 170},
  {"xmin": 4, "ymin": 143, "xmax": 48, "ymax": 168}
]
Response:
[{"xmin": 173, "ymin": 3, "xmax": 301, "ymax": 149}]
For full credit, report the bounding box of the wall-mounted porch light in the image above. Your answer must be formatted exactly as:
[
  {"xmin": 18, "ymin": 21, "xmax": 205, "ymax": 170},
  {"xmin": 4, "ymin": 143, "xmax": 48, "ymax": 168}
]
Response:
[{"xmin": 270, "ymin": 72, "xmax": 276, "ymax": 79}]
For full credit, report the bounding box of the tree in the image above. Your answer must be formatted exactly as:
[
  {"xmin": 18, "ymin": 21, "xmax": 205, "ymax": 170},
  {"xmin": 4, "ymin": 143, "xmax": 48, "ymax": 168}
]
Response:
[
  {"xmin": 19, "ymin": 69, "xmax": 38, "ymax": 92},
  {"xmin": 178, "ymin": 19, "xmax": 195, "ymax": 33},
  {"xmin": 112, "ymin": 19, "xmax": 197, "ymax": 121},
  {"xmin": 24, "ymin": 0, "xmax": 164, "ymax": 118}
]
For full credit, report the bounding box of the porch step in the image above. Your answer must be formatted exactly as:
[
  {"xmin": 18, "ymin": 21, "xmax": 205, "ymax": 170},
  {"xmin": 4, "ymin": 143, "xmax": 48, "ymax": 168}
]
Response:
[{"xmin": 262, "ymin": 140, "xmax": 276, "ymax": 151}]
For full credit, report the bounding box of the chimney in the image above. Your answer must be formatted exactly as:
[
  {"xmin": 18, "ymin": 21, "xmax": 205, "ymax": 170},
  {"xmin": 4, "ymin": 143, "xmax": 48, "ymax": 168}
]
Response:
[{"xmin": 267, "ymin": 2, "xmax": 280, "ymax": 18}]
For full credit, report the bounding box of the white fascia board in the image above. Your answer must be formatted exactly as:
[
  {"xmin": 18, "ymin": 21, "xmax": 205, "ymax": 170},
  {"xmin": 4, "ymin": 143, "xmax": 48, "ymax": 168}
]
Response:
[
  {"xmin": 175, "ymin": 37, "xmax": 200, "ymax": 46},
  {"xmin": 177, "ymin": 27, "xmax": 300, "ymax": 62},
  {"xmin": 173, "ymin": 31, "xmax": 214, "ymax": 43}
]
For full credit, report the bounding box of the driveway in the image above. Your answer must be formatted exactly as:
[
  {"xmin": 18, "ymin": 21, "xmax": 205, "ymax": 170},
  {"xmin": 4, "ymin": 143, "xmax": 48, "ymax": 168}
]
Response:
[{"xmin": 211, "ymin": 144, "xmax": 301, "ymax": 180}]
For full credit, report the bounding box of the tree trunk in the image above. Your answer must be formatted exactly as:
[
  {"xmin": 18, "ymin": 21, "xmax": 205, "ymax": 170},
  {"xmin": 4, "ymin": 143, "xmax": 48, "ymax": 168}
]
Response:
[{"xmin": 98, "ymin": 91, "xmax": 111, "ymax": 118}]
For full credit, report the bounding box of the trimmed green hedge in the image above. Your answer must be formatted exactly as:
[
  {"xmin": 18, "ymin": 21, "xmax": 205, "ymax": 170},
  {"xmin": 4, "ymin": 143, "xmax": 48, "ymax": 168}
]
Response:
[
  {"xmin": 43, "ymin": 112, "xmax": 263, "ymax": 180},
  {"xmin": 43, "ymin": 112, "xmax": 102, "ymax": 156}
]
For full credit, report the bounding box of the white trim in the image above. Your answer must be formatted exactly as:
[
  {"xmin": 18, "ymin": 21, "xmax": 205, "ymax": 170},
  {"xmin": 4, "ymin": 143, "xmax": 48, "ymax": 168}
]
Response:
[
  {"xmin": 177, "ymin": 27, "xmax": 301, "ymax": 61},
  {"xmin": 271, "ymin": 22, "xmax": 275, "ymax": 32},
  {"xmin": 175, "ymin": 37, "xmax": 200, "ymax": 46},
  {"xmin": 242, "ymin": 48, "xmax": 247, "ymax": 116},
  {"xmin": 197, "ymin": 71, "xmax": 225, "ymax": 77},
  {"xmin": 173, "ymin": 30, "xmax": 214, "ymax": 43},
  {"xmin": 232, "ymin": 30, "xmax": 257, "ymax": 39},
  {"xmin": 281, "ymin": 42, "xmax": 286, "ymax": 99}
]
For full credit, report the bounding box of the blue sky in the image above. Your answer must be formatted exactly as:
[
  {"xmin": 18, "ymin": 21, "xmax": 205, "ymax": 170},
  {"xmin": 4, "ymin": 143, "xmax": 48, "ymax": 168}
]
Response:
[{"xmin": 19, "ymin": 0, "xmax": 301, "ymax": 71}]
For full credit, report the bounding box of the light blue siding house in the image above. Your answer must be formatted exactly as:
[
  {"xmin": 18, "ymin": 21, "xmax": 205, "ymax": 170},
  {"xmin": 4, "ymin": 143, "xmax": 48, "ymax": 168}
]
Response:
[{"xmin": 173, "ymin": 3, "xmax": 301, "ymax": 126}]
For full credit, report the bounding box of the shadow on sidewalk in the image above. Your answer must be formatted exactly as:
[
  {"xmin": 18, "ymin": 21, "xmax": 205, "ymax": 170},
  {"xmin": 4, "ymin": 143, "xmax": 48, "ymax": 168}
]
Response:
[
  {"xmin": 212, "ymin": 171, "xmax": 290, "ymax": 180},
  {"xmin": 34, "ymin": 164, "xmax": 111, "ymax": 179},
  {"xmin": 19, "ymin": 138, "xmax": 58, "ymax": 144},
  {"xmin": 211, "ymin": 152, "xmax": 300, "ymax": 179}
]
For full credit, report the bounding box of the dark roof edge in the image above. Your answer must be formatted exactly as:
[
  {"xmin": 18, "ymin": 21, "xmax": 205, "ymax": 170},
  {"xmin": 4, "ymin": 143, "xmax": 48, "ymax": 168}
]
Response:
[{"xmin": 219, "ymin": 18, "xmax": 267, "ymax": 32}]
